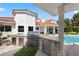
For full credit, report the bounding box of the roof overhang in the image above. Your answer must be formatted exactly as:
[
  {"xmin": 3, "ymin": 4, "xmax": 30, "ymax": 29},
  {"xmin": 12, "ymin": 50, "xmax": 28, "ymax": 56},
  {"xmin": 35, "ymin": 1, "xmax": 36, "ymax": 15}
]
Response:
[
  {"xmin": 12, "ymin": 9, "xmax": 37, "ymax": 17},
  {"xmin": 33, "ymin": 3, "xmax": 79, "ymax": 16}
]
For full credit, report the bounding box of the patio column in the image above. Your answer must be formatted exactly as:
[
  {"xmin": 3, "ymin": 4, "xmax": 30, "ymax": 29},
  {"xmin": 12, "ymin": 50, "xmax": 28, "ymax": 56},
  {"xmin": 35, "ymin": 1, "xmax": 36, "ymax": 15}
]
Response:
[
  {"xmin": 44, "ymin": 26, "xmax": 47, "ymax": 35},
  {"xmin": 16, "ymin": 37, "xmax": 19, "ymax": 46},
  {"xmin": 53, "ymin": 26, "xmax": 55, "ymax": 35},
  {"xmin": 39, "ymin": 39, "xmax": 43, "ymax": 51},
  {"xmin": 57, "ymin": 4, "xmax": 65, "ymax": 56}
]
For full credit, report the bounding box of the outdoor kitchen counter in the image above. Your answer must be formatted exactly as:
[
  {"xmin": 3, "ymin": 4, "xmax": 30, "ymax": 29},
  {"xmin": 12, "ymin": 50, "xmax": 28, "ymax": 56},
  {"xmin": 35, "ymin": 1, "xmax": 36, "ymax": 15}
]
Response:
[
  {"xmin": 38, "ymin": 34, "xmax": 60, "ymax": 56},
  {"xmin": 39, "ymin": 34, "xmax": 59, "ymax": 42}
]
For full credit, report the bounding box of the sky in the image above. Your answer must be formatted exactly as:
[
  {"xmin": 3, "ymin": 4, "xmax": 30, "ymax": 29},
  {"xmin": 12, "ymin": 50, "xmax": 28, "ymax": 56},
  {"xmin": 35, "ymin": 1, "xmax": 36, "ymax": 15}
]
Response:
[{"xmin": 0, "ymin": 3, "xmax": 79, "ymax": 21}]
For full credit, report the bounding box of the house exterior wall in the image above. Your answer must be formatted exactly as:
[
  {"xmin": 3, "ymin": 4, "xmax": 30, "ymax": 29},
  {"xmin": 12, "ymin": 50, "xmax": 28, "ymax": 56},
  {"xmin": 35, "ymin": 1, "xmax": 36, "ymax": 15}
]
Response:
[
  {"xmin": 3, "ymin": 25, "xmax": 15, "ymax": 35},
  {"xmin": 0, "ymin": 10, "xmax": 37, "ymax": 46},
  {"xmin": 11, "ymin": 24, "xmax": 16, "ymax": 35},
  {"xmin": 1, "ymin": 22, "xmax": 15, "ymax": 35},
  {"xmin": 14, "ymin": 14, "xmax": 36, "ymax": 36}
]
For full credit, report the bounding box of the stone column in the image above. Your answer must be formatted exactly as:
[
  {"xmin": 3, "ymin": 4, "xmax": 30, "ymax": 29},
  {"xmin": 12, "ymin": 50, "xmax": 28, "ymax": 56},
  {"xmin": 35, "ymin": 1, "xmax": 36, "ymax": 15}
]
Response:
[
  {"xmin": 39, "ymin": 39, "xmax": 43, "ymax": 51},
  {"xmin": 53, "ymin": 26, "xmax": 55, "ymax": 35},
  {"xmin": 47, "ymin": 26, "xmax": 49, "ymax": 34},
  {"xmin": 51, "ymin": 42, "xmax": 55, "ymax": 55},
  {"xmin": 24, "ymin": 37, "xmax": 27, "ymax": 47},
  {"xmin": 57, "ymin": 4, "xmax": 65, "ymax": 56},
  {"xmin": 44, "ymin": 26, "xmax": 47, "ymax": 35},
  {"xmin": 16, "ymin": 37, "xmax": 19, "ymax": 46}
]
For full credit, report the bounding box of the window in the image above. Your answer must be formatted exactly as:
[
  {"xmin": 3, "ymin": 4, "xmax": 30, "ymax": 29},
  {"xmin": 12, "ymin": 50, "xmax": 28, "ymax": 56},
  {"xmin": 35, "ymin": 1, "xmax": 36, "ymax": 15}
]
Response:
[
  {"xmin": 5, "ymin": 26, "xmax": 11, "ymax": 32},
  {"xmin": 0, "ymin": 26, "xmax": 4, "ymax": 32},
  {"xmin": 18, "ymin": 26, "xmax": 24, "ymax": 32},
  {"xmin": 0, "ymin": 25, "xmax": 11, "ymax": 32},
  {"xmin": 28, "ymin": 26, "xmax": 33, "ymax": 31},
  {"xmin": 36, "ymin": 27, "xmax": 39, "ymax": 30}
]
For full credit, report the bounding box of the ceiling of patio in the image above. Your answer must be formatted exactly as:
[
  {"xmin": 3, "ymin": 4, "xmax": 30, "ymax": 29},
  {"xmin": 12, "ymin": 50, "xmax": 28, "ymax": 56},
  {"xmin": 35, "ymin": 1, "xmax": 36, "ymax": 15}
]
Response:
[{"xmin": 33, "ymin": 3, "xmax": 79, "ymax": 16}]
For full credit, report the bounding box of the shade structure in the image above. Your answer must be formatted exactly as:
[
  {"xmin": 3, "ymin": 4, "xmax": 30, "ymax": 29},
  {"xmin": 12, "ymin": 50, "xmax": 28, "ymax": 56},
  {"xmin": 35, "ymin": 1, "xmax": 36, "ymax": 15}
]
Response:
[
  {"xmin": 33, "ymin": 3, "xmax": 79, "ymax": 56},
  {"xmin": 33, "ymin": 3, "xmax": 79, "ymax": 16}
]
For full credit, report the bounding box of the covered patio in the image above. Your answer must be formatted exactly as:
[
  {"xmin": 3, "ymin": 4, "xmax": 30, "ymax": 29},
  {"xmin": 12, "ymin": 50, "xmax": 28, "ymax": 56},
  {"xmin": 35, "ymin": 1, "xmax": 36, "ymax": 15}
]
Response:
[
  {"xmin": 34, "ymin": 3, "xmax": 79, "ymax": 56},
  {"xmin": 36, "ymin": 19, "xmax": 58, "ymax": 35}
]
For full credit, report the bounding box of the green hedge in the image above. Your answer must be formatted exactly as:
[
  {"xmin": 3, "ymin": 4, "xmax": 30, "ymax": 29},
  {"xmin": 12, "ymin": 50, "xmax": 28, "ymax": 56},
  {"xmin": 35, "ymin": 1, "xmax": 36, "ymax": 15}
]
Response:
[
  {"xmin": 13, "ymin": 47, "xmax": 38, "ymax": 56},
  {"xmin": 64, "ymin": 26, "xmax": 79, "ymax": 33},
  {"xmin": 73, "ymin": 27, "xmax": 79, "ymax": 32},
  {"xmin": 64, "ymin": 26, "xmax": 73, "ymax": 32}
]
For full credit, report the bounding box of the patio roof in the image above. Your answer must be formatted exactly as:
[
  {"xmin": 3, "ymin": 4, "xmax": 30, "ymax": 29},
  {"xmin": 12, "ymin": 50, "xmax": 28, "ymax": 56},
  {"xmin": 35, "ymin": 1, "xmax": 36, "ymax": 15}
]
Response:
[
  {"xmin": 33, "ymin": 3, "xmax": 79, "ymax": 16},
  {"xmin": 33, "ymin": 3, "xmax": 79, "ymax": 56}
]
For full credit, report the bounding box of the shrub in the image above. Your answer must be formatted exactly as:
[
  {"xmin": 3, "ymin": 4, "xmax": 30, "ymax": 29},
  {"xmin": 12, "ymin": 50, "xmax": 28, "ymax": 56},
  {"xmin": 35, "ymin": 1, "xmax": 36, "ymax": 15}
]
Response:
[
  {"xmin": 64, "ymin": 26, "xmax": 73, "ymax": 32},
  {"xmin": 73, "ymin": 27, "xmax": 79, "ymax": 33},
  {"xmin": 2, "ymin": 37, "xmax": 7, "ymax": 39}
]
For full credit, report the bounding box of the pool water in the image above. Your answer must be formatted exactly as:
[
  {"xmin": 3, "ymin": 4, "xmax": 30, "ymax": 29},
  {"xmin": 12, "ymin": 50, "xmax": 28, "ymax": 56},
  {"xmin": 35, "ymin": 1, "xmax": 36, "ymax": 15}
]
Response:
[{"xmin": 64, "ymin": 36, "xmax": 79, "ymax": 43}]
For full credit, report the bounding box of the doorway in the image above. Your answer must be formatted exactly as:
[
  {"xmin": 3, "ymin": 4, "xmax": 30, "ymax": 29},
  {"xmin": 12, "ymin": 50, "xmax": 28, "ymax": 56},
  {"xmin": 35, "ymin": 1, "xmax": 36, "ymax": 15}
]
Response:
[
  {"xmin": 12, "ymin": 37, "xmax": 16, "ymax": 45},
  {"xmin": 19, "ymin": 38, "xmax": 24, "ymax": 46}
]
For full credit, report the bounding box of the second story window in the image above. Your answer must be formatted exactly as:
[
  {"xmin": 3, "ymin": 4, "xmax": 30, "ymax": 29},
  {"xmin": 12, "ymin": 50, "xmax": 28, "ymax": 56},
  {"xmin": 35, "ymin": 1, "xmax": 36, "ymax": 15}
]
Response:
[
  {"xmin": 18, "ymin": 26, "xmax": 24, "ymax": 32},
  {"xmin": 28, "ymin": 26, "xmax": 33, "ymax": 31}
]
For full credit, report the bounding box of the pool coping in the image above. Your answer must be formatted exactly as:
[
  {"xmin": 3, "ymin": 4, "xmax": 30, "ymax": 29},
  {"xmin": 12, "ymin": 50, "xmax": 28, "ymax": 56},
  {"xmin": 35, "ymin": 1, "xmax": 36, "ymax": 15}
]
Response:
[
  {"xmin": 64, "ymin": 35, "xmax": 79, "ymax": 36},
  {"xmin": 64, "ymin": 43, "xmax": 79, "ymax": 45}
]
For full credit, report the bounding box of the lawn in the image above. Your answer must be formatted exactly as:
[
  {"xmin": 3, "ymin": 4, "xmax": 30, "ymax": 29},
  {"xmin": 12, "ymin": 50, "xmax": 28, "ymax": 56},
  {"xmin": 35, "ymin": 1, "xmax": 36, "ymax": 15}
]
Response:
[{"xmin": 13, "ymin": 47, "xmax": 38, "ymax": 56}]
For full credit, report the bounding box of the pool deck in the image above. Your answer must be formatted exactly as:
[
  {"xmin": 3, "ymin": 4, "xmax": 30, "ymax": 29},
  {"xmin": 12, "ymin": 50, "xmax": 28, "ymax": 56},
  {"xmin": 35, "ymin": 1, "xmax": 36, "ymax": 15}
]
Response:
[
  {"xmin": 35, "ymin": 43, "xmax": 79, "ymax": 56},
  {"xmin": 64, "ymin": 43, "xmax": 79, "ymax": 56}
]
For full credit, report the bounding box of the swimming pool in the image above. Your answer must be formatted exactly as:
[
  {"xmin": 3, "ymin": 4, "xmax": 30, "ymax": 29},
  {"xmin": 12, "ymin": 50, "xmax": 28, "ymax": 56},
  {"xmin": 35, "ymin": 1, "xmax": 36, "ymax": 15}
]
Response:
[{"xmin": 64, "ymin": 35, "xmax": 79, "ymax": 43}]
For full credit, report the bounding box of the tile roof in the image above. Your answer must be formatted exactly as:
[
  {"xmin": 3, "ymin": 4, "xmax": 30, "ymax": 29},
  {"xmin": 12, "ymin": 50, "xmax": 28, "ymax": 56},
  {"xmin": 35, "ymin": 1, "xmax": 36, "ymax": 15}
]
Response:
[
  {"xmin": 36, "ymin": 19, "xmax": 58, "ymax": 26},
  {"xmin": 0, "ymin": 17, "xmax": 58, "ymax": 27},
  {"xmin": 0, "ymin": 17, "xmax": 14, "ymax": 22}
]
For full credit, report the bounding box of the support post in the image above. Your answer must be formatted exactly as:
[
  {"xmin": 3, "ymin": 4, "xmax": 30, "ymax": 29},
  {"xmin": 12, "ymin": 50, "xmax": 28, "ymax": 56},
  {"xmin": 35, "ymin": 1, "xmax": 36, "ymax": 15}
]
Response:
[
  {"xmin": 53, "ymin": 26, "xmax": 55, "ymax": 35},
  {"xmin": 16, "ymin": 37, "xmax": 19, "ymax": 46},
  {"xmin": 44, "ymin": 26, "xmax": 47, "ymax": 35},
  {"xmin": 39, "ymin": 39, "xmax": 43, "ymax": 51},
  {"xmin": 57, "ymin": 4, "xmax": 65, "ymax": 56}
]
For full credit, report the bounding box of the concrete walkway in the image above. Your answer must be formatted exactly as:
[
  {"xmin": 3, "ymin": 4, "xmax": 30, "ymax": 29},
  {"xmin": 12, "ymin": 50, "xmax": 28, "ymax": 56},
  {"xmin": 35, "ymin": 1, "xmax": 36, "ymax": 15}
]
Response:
[
  {"xmin": 35, "ymin": 49, "xmax": 47, "ymax": 56},
  {"xmin": 0, "ymin": 45, "xmax": 22, "ymax": 56}
]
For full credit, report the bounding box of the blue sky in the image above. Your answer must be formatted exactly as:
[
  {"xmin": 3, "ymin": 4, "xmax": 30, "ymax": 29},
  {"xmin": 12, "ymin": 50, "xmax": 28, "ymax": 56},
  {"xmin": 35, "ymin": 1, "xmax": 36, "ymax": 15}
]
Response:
[{"xmin": 0, "ymin": 3, "xmax": 79, "ymax": 21}]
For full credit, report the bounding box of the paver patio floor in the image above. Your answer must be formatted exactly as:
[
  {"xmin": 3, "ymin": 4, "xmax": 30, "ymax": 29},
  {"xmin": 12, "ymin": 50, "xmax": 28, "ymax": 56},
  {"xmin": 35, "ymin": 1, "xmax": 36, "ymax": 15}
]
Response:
[
  {"xmin": 35, "ymin": 49, "xmax": 47, "ymax": 56},
  {"xmin": 0, "ymin": 45, "xmax": 22, "ymax": 56}
]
